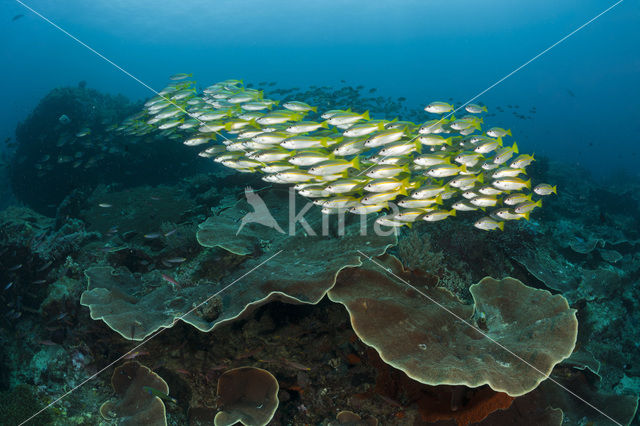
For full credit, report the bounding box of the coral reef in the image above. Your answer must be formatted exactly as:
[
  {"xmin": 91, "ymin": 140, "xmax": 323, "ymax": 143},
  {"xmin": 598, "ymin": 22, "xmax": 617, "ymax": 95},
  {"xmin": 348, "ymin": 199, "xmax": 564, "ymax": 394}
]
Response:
[
  {"xmin": 8, "ymin": 86, "xmax": 212, "ymax": 215},
  {"xmin": 0, "ymin": 384, "xmax": 53, "ymax": 425},
  {"xmin": 328, "ymin": 255, "xmax": 577, "ymax": 396},
  {"xmin": 2, "ymin": 85, "xmax": 640, "ymax": 425},
  {"xmin": 100, "ymin": 361, "xmax": 169, "ymax": 425},
  {"xmin": 213, "ymin": 367, "xmax": 279, "ymax": 426},
  {"xmin": 81, "ymin": 189, "xmax": 396, "ymax": 341}
]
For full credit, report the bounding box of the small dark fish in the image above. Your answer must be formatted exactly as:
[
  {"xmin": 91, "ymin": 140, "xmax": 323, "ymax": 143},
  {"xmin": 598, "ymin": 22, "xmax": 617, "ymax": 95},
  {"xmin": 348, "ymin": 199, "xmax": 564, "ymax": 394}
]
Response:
[
  {"xmin": 54, "ymin": 312, "xmax": 68, "ymax": 320},
  {"xmin": 39, "ymin": 340, "xmax": 59, "ymax": 346},
  {"xmin": 4, "ymin": 282, "xmax": 13, "ymax": 290},
  {"xmin": 8, "ymin": 264, "xmax": 22, "ymax": 271},
  {"xmin": 165, "ymin": 257, "xmax": 186, "ymax": 263},
  {"xmin": 149, "ymin": 196, "xmax": 161, "ymax": 200},
  {"xmin": 144, "ymin": 233, "xmax": 162, "ymax": 239},
  {"xmin": 163, "ymin": 229, "xmax": 177, "ymax": 237},
  {"xmin": 98, "ymin": 203, "xmax": 112, "ymax": 208},
  {"xmin": 12, "ymin": 14, "xmax": 24, "ymax": 21}
]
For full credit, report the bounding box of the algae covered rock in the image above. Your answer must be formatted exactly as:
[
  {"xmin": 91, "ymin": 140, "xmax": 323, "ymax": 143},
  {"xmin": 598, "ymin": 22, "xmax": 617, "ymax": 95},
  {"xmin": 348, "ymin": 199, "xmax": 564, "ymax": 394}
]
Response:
[{"xmin": 0, "ymin": 384, "xmax": 53, "ymax": 425}]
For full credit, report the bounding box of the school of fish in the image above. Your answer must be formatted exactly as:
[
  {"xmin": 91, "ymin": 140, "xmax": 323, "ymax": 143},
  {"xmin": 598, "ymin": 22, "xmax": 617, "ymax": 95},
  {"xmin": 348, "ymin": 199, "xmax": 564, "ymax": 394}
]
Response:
[{"xmin": 113, "ymin": 76, "xmax": 557, "ymax": 231}]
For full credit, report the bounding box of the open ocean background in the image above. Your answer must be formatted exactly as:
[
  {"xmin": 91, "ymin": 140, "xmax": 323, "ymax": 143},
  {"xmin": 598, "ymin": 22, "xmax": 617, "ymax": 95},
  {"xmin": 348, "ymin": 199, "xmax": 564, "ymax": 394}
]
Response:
[{"xmin": 2, "ymin": 0, "xmax": 639, "ymax": 179}]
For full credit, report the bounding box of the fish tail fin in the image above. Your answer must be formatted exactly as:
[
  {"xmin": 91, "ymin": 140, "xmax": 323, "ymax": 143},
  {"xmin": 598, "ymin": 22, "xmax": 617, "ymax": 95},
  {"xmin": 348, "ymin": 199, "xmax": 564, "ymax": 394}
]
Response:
[
  {"xmin": 460, "ymin": 164, "xmax": 468, "ymax": 174},
  {"xmin": 477, "ymin": 173, "xmax": 484, "ymax": 184},
  {"xmin": 445, "ymin": 137, "xmax": 453, "ymax": 146},
  {"xmin": 406, "ymin": 222, "xmax": 413, "ymax": 229},
  {"xmin": 507, "ymin": 129, "xmax": 512, "ymax": 137},
  {"xmin": 249, "ymin": 119, "xmax": 260, "ymax": 129},
  {"xmin": 552, "ymin": 185, "xmax": 558, "ymax": 194},
  {"xmin": 525, "ymin": 194, "xmax": 532, "ymax": 201},
  {"xmin": 474, "ymin": 122, "xmax": 482, "ymax": 131},
  {"xmin": 224, "ymin": 122, "xmax": 233, "ymax": 131},
  {"xmin": 311, "ymin": 106, "xmax": 318, "ymax": 113},
  {"xmin": 526, "ymin": 179, "xmax": 531, "ymax": 189},
  {"xmin": 498, "ymin": 221, "xmax": 504, "ymax": 231},
  {"xmin": 497, "ymin": 137, "xmax": 503, "ymax": 147},
  {"xmin": 320, "ymin": 121, "xmax": 329, "ymax": 129},
  {"xmin": 320, "ymin": 138, "xmax": 329, "ymax": 148},
  {"xmin": 274, "ymin": 100, "xmax": 280, "ymax": 106},
  {"xmin": 401, "ymin": 177, "xmax": 410, "ymax": 188},
  {"xmin": 536, "ymin": 199, "xmax": 543, "ymax": 207},
  {"xmin": 362, "ymin": 111, "xmax": 370, "ymax": 120},
  {"xmin": 399, "ymin": 186, "xmax": 408, "ymax": 196},
  {"xmin": 351, "ymin": 156, "xmax": 361, "ymax": 170},
  {"xmin": 328, "ymin": 153, "xmax": 335, "ymax": 160},
  {"xmin": 522, "ymin": 212, "xmax": 530, "ymax": 221},
  {"xmin": 449, "ymin": 209, "xmax": 456, "ymax": 217},
  {"xmin": 482, "ymin": 105, "xmax": 488, "ymax": 112},
  {"xmin": 435, "ymin": 194, "xmax": 443, "ymax": 205},
  {"xmin": 415, "ymin": 141, "xmax": 422, "ymax": 154},
  {"xmin": 512, "ymin": 142, "xmax": 519, "ymax": 154}
]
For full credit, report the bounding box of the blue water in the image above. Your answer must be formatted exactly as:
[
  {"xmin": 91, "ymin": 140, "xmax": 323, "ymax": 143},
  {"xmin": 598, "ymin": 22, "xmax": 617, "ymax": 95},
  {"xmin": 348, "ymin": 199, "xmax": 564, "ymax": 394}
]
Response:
[{"xmin": 2, "ymin": 0, "xmax": 639, "ymax": 178}]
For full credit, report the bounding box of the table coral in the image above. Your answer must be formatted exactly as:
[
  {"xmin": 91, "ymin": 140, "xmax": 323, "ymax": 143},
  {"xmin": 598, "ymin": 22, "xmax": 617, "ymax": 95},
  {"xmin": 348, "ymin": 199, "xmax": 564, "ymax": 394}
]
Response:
[
  {"xmin": 80, "ymin": 190, "xmax": 396, "ymax": 340},
  {"xmin": 99, "ymin": 361, "xmax": 169, "ymax": 426},
  {"xmin": 213, "ymin": 366, "xmax": 279, "ymax": 426},
  {"xmin": 328, "ymin": 255, "xmax": 578, "ymax": 396}
]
